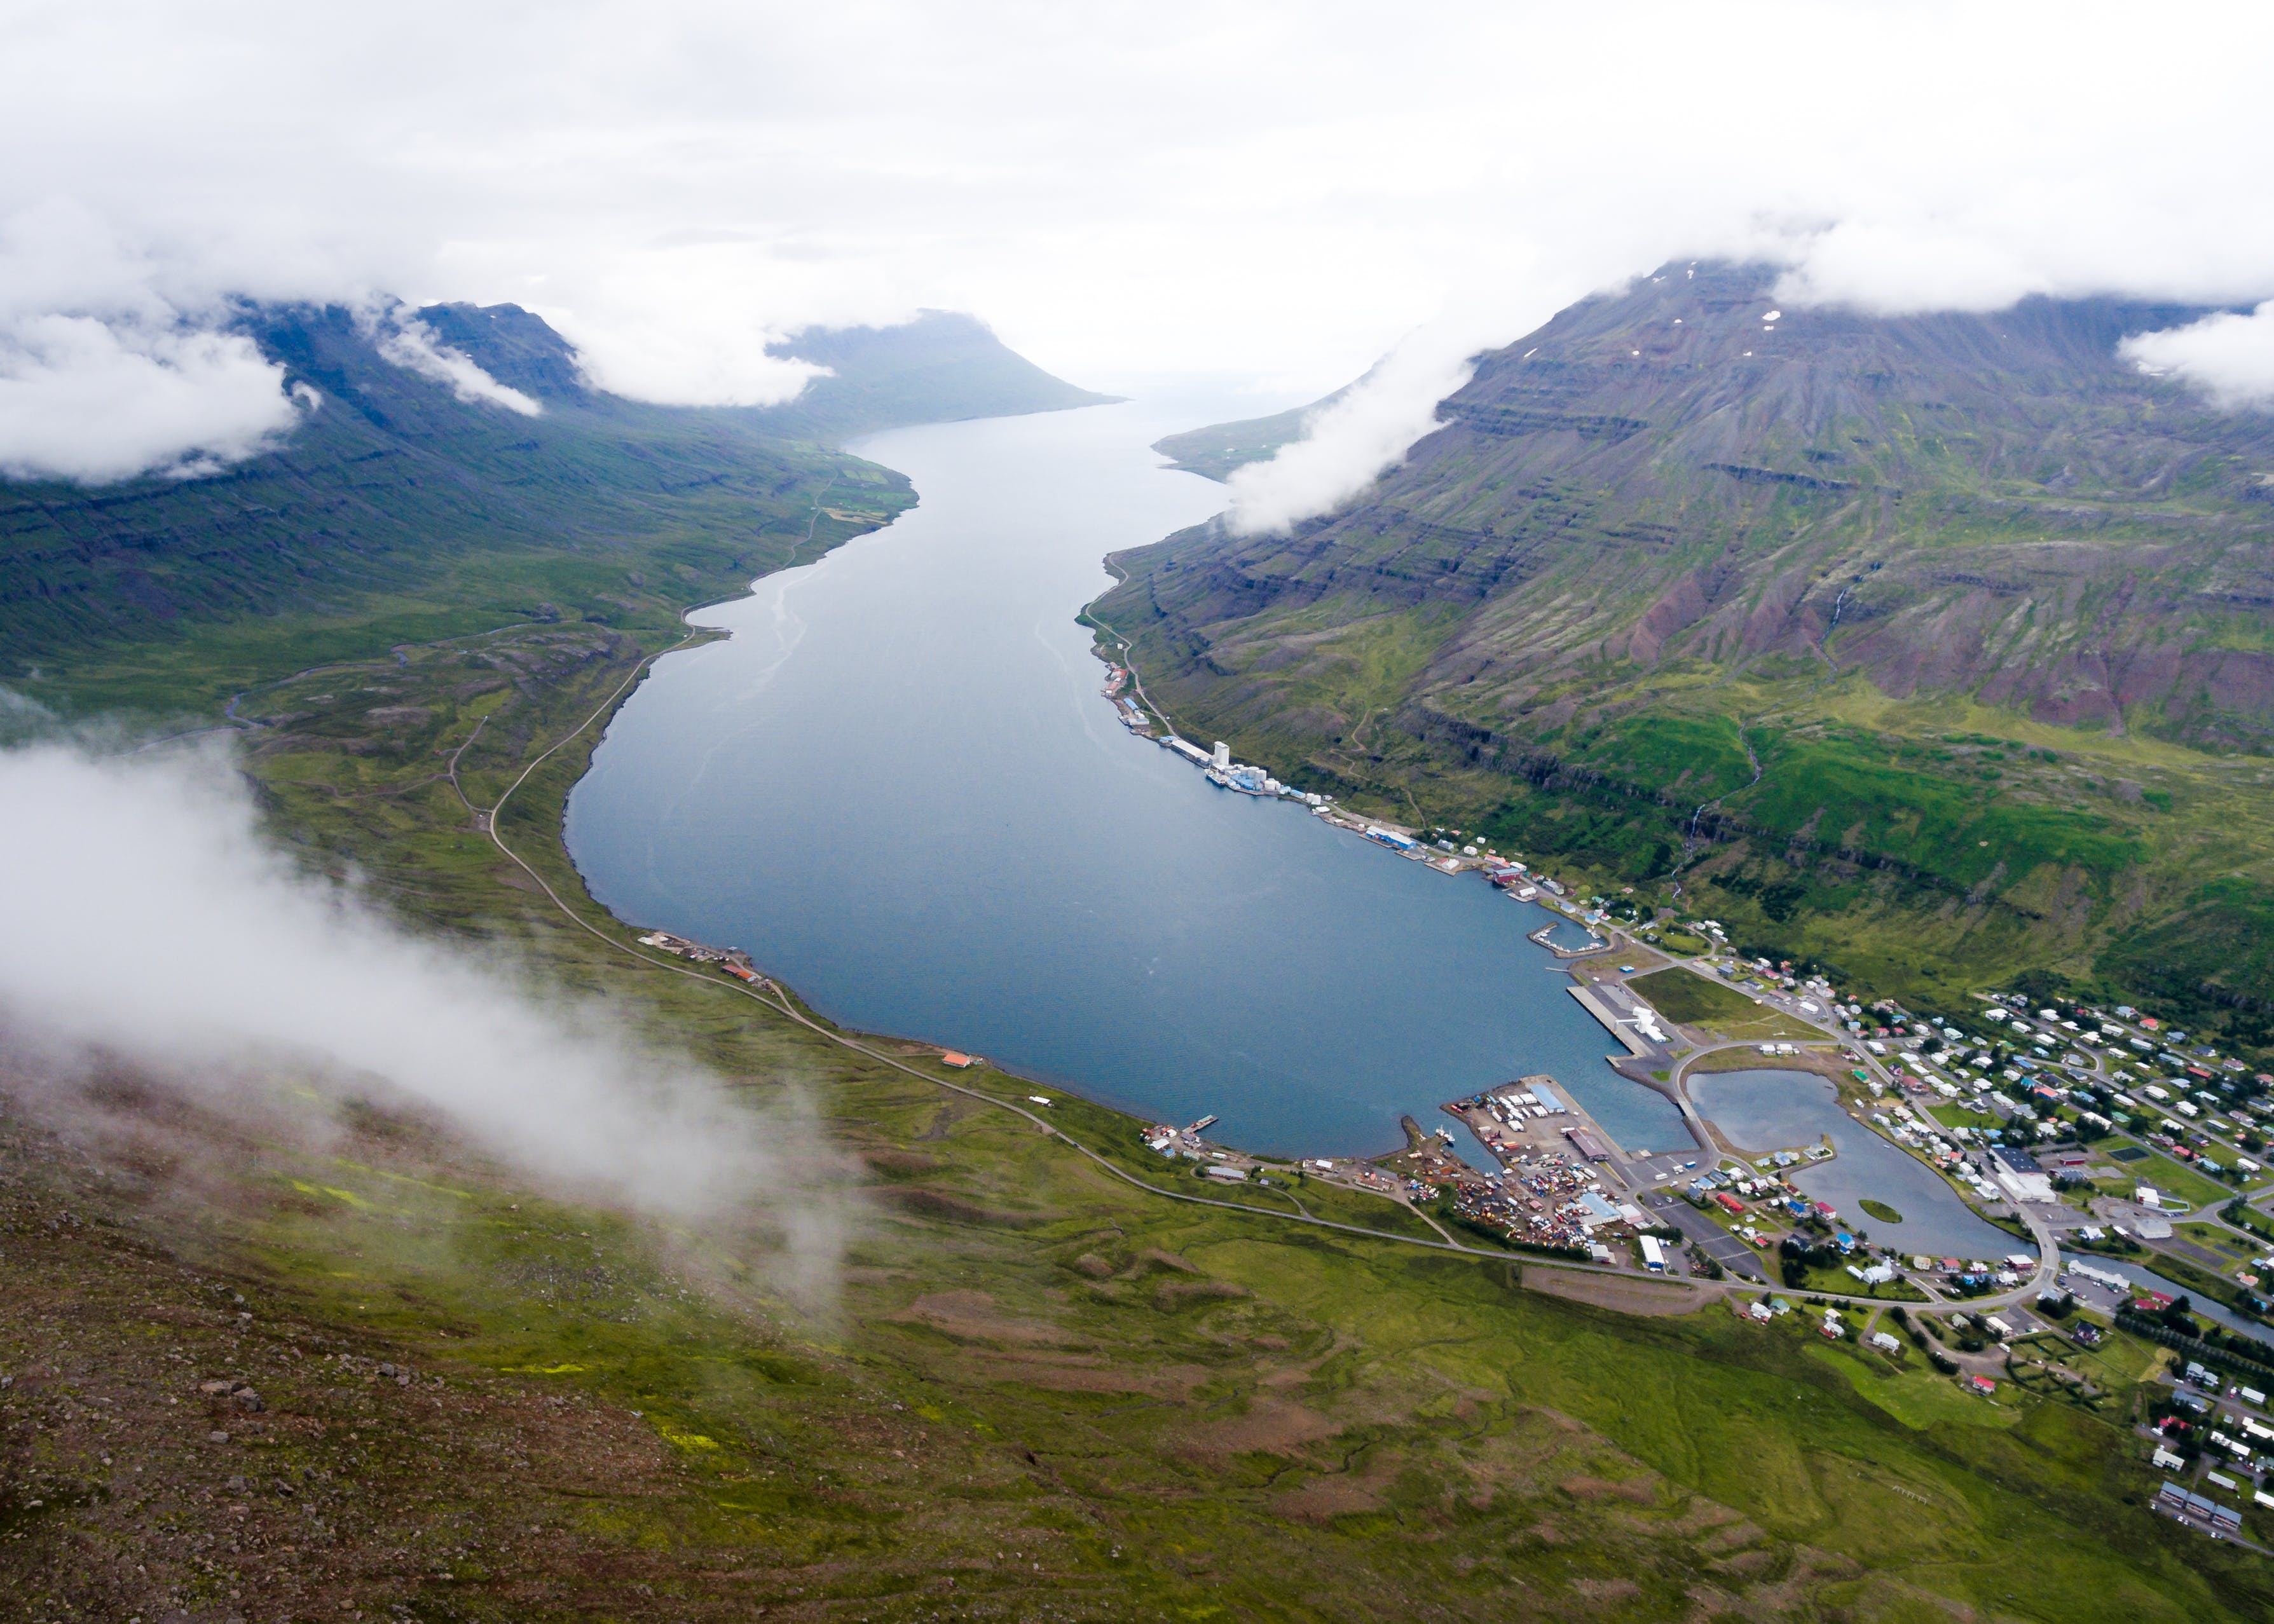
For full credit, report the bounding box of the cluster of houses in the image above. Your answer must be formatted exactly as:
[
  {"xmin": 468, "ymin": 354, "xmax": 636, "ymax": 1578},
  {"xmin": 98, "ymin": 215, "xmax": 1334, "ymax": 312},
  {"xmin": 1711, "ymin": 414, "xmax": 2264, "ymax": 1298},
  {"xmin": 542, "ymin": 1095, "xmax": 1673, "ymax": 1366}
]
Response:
[
  {"xmin": 1688, "ymin": 1163, "xmax": 1821, "ymax": 1218},
  {"xmin": 1870, "ymin": 1102, "xmax": 1973, "ymax": 1175},
  {"xmin": 1925, "ymin": 1255, "xmax": 2036, "ymax": 1292},
  {"xmin": 1736, "ymin": 1296, "xmax": 1906, "ymax": 1361},
  {"xmin": 2150, "ymin": 1361, "xmax": 2274, "ymax": 1534},
  {"xmin": 634, "ymin": 931, "xmax": 763, "ymax": 983},
  {"xmin": 1864, "ymin": 993, "xmax": 2268, "ymax": 1172},
  {"xmin": 1142, "ymin": 1114, "xmax": 1224, "ymax": 1163}
]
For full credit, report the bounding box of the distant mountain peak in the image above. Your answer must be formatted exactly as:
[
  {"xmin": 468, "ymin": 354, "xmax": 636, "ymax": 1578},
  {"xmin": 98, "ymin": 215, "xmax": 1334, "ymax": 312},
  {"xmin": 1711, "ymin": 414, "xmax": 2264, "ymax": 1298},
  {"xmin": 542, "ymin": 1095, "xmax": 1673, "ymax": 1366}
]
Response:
[
  {"xmin": 393, "ymin": 301, "xmax": 1118, "ymax": 444},
  {"xmin": 755, "ymin": 310, "xmax": 1120, "ymax": 440}
]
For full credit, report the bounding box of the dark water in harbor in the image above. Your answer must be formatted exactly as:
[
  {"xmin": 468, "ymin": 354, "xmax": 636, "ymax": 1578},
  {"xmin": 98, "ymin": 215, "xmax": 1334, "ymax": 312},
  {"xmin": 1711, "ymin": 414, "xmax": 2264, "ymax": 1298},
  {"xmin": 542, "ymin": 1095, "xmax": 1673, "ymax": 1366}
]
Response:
[
  {"xmin": 564, "ymin": 403, "xmax": 1692, "ymax": 1162},
  {"xmin": 1690, "ymin": 1068, "xmax": 2018, "ymax": 1257}
]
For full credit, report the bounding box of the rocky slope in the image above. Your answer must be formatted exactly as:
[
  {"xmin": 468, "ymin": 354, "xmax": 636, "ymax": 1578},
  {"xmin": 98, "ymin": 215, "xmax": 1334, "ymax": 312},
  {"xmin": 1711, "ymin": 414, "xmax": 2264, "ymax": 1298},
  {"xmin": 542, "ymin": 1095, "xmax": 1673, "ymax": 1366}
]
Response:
[{"xmin": 1097, "ymin": 264, "xmax": 2274, "ymax": 1028}]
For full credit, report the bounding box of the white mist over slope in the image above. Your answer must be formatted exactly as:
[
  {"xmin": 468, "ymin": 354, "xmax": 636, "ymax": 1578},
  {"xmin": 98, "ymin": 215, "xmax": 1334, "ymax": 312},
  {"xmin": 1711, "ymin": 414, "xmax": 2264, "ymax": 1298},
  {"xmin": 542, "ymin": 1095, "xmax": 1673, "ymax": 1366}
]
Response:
[
  {"xmin": 371, "ymin": 308, "xmax": 544, "ymax": 417},
  {"xmin": 1223, "ymin": 320, "xmax": 1495, "ymax": 536},
  {"xmin": 0, "ymin": 741, "xmax": 842, "ymax": 1282}
]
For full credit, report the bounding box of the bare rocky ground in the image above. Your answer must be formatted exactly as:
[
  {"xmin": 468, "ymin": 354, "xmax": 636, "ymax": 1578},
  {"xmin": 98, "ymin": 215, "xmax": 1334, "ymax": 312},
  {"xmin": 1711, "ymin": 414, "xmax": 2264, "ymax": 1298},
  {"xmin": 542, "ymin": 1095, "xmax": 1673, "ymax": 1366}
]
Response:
[{"xmin": 0, "ymin": 1094, "xmax": 706, "ymax": 1624}]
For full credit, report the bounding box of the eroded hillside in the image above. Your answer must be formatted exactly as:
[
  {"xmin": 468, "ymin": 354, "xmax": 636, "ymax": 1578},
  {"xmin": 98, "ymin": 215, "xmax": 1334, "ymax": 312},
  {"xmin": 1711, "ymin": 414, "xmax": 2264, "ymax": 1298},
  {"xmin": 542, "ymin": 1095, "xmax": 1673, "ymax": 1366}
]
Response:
[{"xmin": 1096, "ymin": 265, "xmax": 2274, "ymax": 1032}]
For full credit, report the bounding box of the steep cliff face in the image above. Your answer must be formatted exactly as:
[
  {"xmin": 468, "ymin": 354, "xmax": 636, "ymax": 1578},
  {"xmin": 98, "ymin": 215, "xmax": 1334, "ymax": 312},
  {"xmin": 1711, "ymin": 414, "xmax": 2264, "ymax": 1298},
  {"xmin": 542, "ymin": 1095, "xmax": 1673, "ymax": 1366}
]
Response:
[
  {"xmin": 1098, "ymin": 265, "xmax": 2274, "ymax": 1028},
  {"xmin": 1111, "ymin": 263, "xmax": 2274, "ymax": 750}
]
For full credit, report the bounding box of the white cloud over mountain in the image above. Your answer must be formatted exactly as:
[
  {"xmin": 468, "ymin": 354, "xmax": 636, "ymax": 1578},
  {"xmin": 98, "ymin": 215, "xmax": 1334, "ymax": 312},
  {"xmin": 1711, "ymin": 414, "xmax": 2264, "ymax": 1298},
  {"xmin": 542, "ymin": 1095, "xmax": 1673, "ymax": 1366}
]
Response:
[
  {"xmin": 369, "ymin": 308, "xmax": 544, "ymax": 416},
  {"xmin": 2121, "ymin": 304, "xmax": 2274, "ymax": 407},
  {"xmin": 0, "ymin": 315, "xmax": 301, "ymax": 482},
  {"xmin": 3, "ymin": 0, "xmax": 2271, "ymax": 485}
]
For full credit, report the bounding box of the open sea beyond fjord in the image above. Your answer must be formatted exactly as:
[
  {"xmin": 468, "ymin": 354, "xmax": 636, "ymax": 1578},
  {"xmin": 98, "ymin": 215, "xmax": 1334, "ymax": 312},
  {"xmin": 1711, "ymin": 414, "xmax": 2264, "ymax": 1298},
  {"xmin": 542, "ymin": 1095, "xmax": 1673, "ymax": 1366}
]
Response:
[{"xmin": 564, "ymin": 402, "xmax": 1691, "ymax": 1161}]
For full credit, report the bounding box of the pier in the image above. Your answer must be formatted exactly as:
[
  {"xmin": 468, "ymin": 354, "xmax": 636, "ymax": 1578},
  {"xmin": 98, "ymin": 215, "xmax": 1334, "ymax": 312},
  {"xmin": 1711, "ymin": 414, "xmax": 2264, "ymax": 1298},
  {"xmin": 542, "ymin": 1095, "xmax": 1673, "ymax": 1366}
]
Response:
[{"xmin": 1528, "ymin": 922, "xmax": 1610, "ymax": 958}]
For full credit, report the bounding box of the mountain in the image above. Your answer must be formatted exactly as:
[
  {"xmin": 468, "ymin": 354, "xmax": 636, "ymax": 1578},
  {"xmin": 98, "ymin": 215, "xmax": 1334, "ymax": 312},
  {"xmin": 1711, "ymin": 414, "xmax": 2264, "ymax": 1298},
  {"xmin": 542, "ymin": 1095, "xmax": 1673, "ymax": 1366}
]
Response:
[
  {"xmin": 1, "ymin": 303, "xmax": 1106, "ymax": 714},
  {"xmin": 1095, "ymin": 264, "xmax": 2274, "ymax": 1036},
  {"xmin": 1151, "ymin": 383, "xmax": 1345, "ymax": 480},
  {"xmin": 752, "ymin": 310, "xmax": 1120, "ymax": 440},
  {"xmin": 419, "ymin": 303, "xmax": 1118, "ymax": 440}
]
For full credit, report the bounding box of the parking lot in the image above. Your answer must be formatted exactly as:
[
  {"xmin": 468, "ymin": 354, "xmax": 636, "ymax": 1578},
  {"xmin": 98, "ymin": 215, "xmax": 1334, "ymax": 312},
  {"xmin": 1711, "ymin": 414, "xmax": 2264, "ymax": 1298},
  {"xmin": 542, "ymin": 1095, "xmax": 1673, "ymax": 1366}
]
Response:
[{"xmin": 1643, "ymin": 1188, "xmax": 1768, "ymax": 1281}]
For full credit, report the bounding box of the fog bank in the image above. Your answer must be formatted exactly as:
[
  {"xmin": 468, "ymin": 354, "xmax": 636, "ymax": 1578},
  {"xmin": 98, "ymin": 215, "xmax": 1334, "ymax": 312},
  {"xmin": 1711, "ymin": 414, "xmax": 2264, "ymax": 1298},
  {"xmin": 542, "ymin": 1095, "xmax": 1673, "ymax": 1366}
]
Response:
[{"xmin": 0, "ymin": 740, "xmax": 845, "ymax": 1286}]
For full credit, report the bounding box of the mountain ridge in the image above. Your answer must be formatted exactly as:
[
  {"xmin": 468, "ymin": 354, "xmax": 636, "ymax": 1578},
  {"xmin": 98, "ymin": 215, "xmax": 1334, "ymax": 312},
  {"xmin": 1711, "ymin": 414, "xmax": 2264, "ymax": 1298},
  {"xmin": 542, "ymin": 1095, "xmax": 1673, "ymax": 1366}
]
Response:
[
  {"xmin": 1, "ymin": 301, "xmax": 1107, "ymax": 713},
  {"xmin": 415, "ymin": 303, "xmax": 1119, "ymax": 440},
  {"xmin": 1095, "ymin": 264, "xmax": 2274, "ymax": 1032}
]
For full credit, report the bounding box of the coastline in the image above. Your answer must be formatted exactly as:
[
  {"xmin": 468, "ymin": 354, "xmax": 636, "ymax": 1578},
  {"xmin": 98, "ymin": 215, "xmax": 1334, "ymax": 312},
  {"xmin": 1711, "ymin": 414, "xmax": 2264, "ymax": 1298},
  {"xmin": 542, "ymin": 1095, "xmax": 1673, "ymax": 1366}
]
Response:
[{"xmin": 547, "ymin": 538, "xmax": 1681, "ymax": 1176}]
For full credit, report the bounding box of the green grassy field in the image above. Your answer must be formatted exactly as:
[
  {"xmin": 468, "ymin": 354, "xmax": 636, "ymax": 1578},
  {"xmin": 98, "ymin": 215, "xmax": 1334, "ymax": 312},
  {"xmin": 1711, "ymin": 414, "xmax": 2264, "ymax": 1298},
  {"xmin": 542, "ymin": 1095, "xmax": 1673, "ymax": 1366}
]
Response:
[
  {"xmin": 1627, "ymin": 967, "xmax": 1761, "ymax": 1028},
  {"xmin": 2121, "ymin": 1151, "xmax": 2240, "ymax": 1214}
]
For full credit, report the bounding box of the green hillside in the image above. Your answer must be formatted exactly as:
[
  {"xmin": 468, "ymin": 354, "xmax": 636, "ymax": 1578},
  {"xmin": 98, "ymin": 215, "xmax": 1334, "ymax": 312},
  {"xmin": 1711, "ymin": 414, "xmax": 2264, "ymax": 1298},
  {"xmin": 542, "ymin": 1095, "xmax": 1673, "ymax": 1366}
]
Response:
[
  {"xmin": 1, "ymin": 301, "xmax": 1103, "ymax": 718},
  {"xmin": 7, "ymin": 601, "xmax": 2266, "ymax": 1622},
  {"xmin": 1093, "ymin": 264, "xmax": 2274, "ymax": 1044}
]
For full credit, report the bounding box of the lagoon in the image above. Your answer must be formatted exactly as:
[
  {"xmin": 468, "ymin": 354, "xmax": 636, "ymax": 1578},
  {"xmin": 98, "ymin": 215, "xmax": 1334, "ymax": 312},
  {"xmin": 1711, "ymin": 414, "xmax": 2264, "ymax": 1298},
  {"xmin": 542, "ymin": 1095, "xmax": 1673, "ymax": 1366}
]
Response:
[{"xmin": 1690, "ymin": 1067, "xmax": 2016, "ymax": 1257}]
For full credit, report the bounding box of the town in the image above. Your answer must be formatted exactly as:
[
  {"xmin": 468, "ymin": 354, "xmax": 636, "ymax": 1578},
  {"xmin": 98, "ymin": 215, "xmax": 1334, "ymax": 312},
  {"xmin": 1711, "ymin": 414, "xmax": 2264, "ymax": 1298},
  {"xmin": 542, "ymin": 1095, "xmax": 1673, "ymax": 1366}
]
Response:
[
  {"xmin": 614, "ymin": 655, "xmax": 2274, "ymax": 1552},
  {"xmin": 1134, "ymin": 962, "xmax": 2274, "ymax": 1548},
  {"xmin": 1097, "ymin": 649, "xmax": 2274, "ymax": 1546}
]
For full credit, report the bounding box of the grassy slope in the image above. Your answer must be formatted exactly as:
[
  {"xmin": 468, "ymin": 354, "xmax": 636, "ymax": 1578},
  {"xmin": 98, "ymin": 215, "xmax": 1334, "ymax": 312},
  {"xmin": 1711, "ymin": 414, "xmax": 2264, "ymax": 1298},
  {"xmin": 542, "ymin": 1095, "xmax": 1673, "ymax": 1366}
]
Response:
[
  {"xmin": 7, "ymin": 556, "xmax": 2272, "ymax": 1620},
  {"xmin": 1, "ymin": 300, "xmax": 1110, "ymax": 721},
  {"xmin": 1095, "ymin": 270, "xmax": 2274, "ymax": 1046}
]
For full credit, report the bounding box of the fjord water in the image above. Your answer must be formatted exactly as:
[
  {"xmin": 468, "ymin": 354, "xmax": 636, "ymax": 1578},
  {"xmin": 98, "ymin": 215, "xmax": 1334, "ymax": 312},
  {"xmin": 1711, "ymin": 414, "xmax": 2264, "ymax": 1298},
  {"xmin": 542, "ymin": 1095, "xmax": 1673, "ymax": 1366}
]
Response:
[{"xmin": 565, "ymin": 403, "xmax": 1689, "ymax": 1161}]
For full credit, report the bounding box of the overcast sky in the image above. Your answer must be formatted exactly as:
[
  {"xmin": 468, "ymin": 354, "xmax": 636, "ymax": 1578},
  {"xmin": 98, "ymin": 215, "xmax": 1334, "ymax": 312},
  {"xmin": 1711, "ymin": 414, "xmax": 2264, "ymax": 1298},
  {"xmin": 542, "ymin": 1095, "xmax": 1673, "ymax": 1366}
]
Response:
[{"xmin": 6, "ymin": 0, "xmax": 2274, "ymax": 484}]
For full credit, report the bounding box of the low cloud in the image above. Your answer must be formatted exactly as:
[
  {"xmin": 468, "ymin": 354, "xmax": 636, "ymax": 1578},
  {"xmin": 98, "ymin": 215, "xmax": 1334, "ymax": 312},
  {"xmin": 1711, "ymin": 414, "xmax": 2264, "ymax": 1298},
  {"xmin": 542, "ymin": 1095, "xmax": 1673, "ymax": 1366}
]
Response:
[
  {"xmin": 1771, "ymin": 221, "xmax": 2051, "ymax": 316},
  {"xmin": 542, "ymin": 243, "xmax": 835, "ymax": 408},
  {"xmin": 0, "ymin": 313, "xmax": 299, "ymax": 482},
  {"xmin": 2120, "ymin": 303, "xmax": 2274, "ymax": 408},
  {"xmin": 1224, "ymin": 328, "xmax": 1485, "ymax": 535},
  {"xmin": 370, "ymin": 306, "xmax": 544, "ymax": 416},
  {"xmin": 9, "ymin": 3, "xmax": 2274, "ymax": 482},
  {"xmin": 0, "ymin": 739, "xmax": 847, "ymax": 1296}
]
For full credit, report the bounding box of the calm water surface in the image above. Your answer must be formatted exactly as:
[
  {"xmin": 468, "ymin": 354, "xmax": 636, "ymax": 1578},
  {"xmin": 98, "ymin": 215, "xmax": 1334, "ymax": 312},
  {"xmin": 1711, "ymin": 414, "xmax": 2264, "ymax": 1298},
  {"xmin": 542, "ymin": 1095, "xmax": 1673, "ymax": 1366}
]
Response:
[
  {"xmin": 1690, "ymin": 1068, "xmax": 2018, "ymax": 1257},
  {"xmin": 565, "ymin": 404, "xmax": 1690, "ymax": 1161}
]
